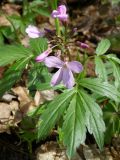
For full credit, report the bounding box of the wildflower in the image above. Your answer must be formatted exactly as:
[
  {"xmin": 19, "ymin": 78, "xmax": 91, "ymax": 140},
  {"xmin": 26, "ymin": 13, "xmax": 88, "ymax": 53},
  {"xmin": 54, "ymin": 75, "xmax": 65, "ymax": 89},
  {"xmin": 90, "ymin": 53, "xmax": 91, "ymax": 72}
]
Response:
[
  {"xmin": 25, "ymin": 25, "xmax": 44, "ymax": 38},
  {"xmin": 44, "ymin": 56, "xmax": 83, "ymax": 88},
  {"xmin": 35, "ymin": 48, "xmax": 52, "ymax": 62},
  {"xmin": 51, "ymin": 5, "xmax": 68, "ymax": 21},
  {"xmin": 77, "ymin": 41, "xmax": 89, "ymax": 49}
]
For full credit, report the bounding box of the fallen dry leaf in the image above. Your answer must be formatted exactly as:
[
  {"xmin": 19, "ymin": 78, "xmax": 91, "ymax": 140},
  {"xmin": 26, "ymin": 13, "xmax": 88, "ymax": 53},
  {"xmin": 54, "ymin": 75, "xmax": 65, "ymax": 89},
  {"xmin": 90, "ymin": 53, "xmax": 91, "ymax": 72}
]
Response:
[
  {"xmin": 0, "ymin": 103, "xmax": 11, "ymax": 121},
  {"xmin": 40, "ymin": 90, "xmax": 57, "ymax": 101},
  {"xmin": 2, "ymin": 3, "xmax": 21, "ymax": 16},
  {"xmin": 12, "ymin": 86, "xmax": 36, "ymax": 116},
  {"xmin": 0, "ymin": 16, "xmax": 11, "ymax": 26},
  {"xmin": 0, "ymin": 101, "xmax": 19, "ymax": 133},
  {"xmin": 34, "ymin": 90, "xmax": 57, "ymax": 106},
  {"xmin": 12, "ymin": 87, "xmax": 31, "ymax": 106},
  {"xmin": 34, "ymin": 91, "xmax": 44, "ymax": 106}
]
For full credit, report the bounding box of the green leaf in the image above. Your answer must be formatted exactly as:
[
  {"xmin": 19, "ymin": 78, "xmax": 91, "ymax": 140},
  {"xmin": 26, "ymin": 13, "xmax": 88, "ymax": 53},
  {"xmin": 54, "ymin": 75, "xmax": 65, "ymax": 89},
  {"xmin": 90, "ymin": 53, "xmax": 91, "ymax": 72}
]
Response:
[
  {"xmin": 110, "ymin": 60, "xmax": 120, "ymax": 89},
  {"xmin": 0, "ymin": 32, "xmax": 4, "ymax": 45},
  {"xmin": 32, "ymin": 7, "xmax": 50, "ymax": 17},
  {"xmin": 0, "ymin": 45, "xmax": 33, "ymax": 66},
  {"xmin": 28, "ymin": 63, "xmax": 51, "ymax": 90},
  {"xmin": 36, "ymin": 82, "xmax": 64, "ymax": 91},
  {"xmin": 29, "ymin": 0, "xmax": 50, "ymax": 17},
  {"xmin": 79, "ymin": 78, "xmax": 120, "ymax": 102},
  {"xmin": 0, "ymin": 57, "xmax": 29, "ymax": 97},
  {"xmin": 29, "ymin": 0, "xmax": 45, "ymax": 8},
  {"xmin": 62, "ymin": 93, "xmax": 86, "ymax": 158},
  {"xmin": 0, "ymin": 26, "xmax": 15, "ymax": 40},
  {"xmin": 19, "ymin": 116, "xmax": 37, "ymax": 143},
  {"xmin": 37, "ymin": 89, "xmax": 75, "ymax": 139},
  {"xmin": 79, "ymin": 90, "xmax": 105, "ymax": 150},
  {"xmin": 0, "ymin": 26, "xmax": 12, "ymax": 37},
  {"xmin": 7, "ymin": 15, "xmax": 22, "ymax": 30},
  {"xmin": 29, "ymin": 37, "xmax": 48, "ymax": 54},
  {"xmin": 95, "ymin": 56, "xmax": 107, "ymax": 81},
  {"xmin": 111, "ymin": 0, "xmax": 120, "ymax": 5},
  {"xmin": 107, "ymin": 54, "xmax": 120, "ymax": 65},
  {"xmin": 103, "ymin": 102, "xmax": 120, "ymax": 143},
  {"xmin": 96, "ymin": 39, "xmax": 111, "ymax": 55}
]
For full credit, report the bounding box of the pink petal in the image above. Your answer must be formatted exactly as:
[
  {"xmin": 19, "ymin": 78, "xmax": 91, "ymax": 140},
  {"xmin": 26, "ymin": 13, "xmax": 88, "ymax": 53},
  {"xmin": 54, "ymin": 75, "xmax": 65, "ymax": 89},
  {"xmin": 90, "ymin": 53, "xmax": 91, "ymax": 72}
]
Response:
[
  {"xmin": 44, "ymin": 56, "xmax": 64, "ymax": 68},
  {"xmin": 51, "ymin": 5, "xmax": 68, "ymax": 21},
  {"xmin": 58, "ymin": 5, "xmax": 67, "ymax": 15},
  {"xmin": 25, "ymin": 25, "xmax": 44, "ymax": 38},
  {"xmin": 77, "ymin": 41, "xmax": 89, "ymax": 49},
  {"xmin": 51, "ymin": 10, "xmax": 59, "ymax": 18},
  {"xmin": 35, "ymin": 49, "xmax": 50, "ymax": 62},
  {"xmin": 57, "ymin": 14, "xmax": 68, "ymax": 21},
  {"xmin": 62, "ymin": 68, "xmax": 75, "ymax": 88},
  {"xmin": 51, "ymin": 68, "xmax": 63, "ymax": 86},
  {"xmin": 67, "ymin": 61, "xmax": 83, "ymax": 73}
]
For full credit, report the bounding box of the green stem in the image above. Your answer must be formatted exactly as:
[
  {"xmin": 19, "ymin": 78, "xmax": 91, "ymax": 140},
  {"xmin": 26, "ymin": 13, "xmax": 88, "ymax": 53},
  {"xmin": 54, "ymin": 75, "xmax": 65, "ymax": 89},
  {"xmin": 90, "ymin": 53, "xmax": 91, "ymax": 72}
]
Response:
[
  {"xmin": 49, "ymin": 0, "xmax": 60, "ymax": 37},
  {"xmin": 54, "ymin": 0, "xmax": 61, "ymax": 37},
  {"xmin": 54, "ymin": 0, "xmax": 58, "ymax": 8},
  {"xmin": 23, "ymin": 0, "xmax": 29, "ymax": 16},
  {"xmin": 55, "ymin": 18, "xmax": 61, "ymax": 37}
]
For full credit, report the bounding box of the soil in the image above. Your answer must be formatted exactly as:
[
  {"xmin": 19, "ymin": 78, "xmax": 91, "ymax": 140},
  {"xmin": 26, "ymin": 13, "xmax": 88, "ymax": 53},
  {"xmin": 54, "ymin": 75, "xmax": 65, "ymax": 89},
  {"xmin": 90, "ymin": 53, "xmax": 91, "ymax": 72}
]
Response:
[{"xmin": 0, "ymin": 133, "xmax": 34, "ymax": 160}]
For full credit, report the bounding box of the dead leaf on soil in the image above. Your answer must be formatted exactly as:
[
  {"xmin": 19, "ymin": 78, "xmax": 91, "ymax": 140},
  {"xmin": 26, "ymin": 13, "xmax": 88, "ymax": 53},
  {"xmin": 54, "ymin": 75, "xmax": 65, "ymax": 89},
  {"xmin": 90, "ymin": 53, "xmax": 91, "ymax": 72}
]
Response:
[
  {"xmin": 12, "ymin": 87, "xmax": 35, "ymax": 120},
  {"xmin": 0, "ymin": 15, "xmax": 11, "ymax": 26},
  {"xmin": 34, "ymin": 90, "xmax": 57, "ymax": 106},
  {"xmin": 0, "ymin": 101, "xmax": 19, "ymax": 133},
  {"xmin": 2, "ymin": 3, "xmax": 21, "ymax": 16}
]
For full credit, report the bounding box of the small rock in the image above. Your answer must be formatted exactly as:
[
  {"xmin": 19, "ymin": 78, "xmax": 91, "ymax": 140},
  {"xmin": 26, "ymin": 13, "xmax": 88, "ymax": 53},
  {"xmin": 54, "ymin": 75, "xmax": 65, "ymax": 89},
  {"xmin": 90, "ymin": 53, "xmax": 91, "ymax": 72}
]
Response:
[{"xmin": 2, "ymin": 93, "xmax": 16, "ymax": 102}]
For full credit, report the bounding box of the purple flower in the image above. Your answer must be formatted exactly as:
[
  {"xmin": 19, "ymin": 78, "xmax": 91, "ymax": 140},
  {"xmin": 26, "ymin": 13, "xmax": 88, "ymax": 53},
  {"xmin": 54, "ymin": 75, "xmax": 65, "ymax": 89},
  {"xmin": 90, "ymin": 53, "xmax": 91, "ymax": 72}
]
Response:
[
  {"xmin": 44, "ymin": 56, "xmax": 83, "ymax": 88},
  {"xmin": 35, "ymin": 48, "xmax": 52, "ymax": 62},
  {"xmin": 51, "ymin": 5, "xmax": 68, "ymax": 21},
  {"xmin": 25, "ymin": 25, "xmax": 44, "ymax": 38},
  {"xmin": 77, "ymin": 41, "xmax": 89, "ymax": 49}
]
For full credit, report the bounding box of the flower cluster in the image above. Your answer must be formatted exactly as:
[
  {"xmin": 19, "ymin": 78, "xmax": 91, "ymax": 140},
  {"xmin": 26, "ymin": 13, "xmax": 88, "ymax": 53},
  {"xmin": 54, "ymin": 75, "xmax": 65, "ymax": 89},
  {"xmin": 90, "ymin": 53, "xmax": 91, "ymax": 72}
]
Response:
[
  {"xmin": 25, "ymin": 5, "xmax": 68, "ymax": 38},
  {"xmin": 25, "ymin": 5, "xmax": 86, "ymax": 88}
]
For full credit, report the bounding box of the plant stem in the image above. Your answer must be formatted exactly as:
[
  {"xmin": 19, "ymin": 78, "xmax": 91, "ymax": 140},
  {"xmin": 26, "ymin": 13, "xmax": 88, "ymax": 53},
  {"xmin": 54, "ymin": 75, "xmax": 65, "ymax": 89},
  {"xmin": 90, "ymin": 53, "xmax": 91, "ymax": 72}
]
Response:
[
  {"xmin": 23, "ymin": 0, "xmax": 29, "ymax": 16},
  {"xmin": 54, "ymin": 0, "xmax": 58, "ymax": 8},
  {"xmin": 55, "ymin": 18, "xmax": 61, "ymax": 37},
  {"xmin": 50, "ymin": 0, "xmax": 61, "ymax": 37},
  {"xmin": 48, "ymin": 0, "xmax": 61, "ymax": 36}
]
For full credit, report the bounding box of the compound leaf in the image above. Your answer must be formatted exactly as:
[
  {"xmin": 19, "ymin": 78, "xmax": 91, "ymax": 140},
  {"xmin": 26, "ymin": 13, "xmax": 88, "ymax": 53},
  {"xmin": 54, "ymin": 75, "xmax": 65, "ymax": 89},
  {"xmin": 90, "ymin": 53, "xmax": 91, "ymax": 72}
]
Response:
[
  {"xmin": 0, "ymin": 56, "xmax": 30, "ymax": 97},
  {"xmin": 79, "ymin": 90, "xmax": 105, "ymax": 150},
  {"xmin": 62, "ymin": 92, "xmax": 86, "ymax": 158},
  {"xmin": 0, "ymin": 45, "xmax": 33, "ymax": 66},
  {"xmin": 37, "ymin": 89, "xmax": 75, "ymax": 139},
  {"xmin": 79, "ymin": 78, "xmax": 120, "ymax": 102}
]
